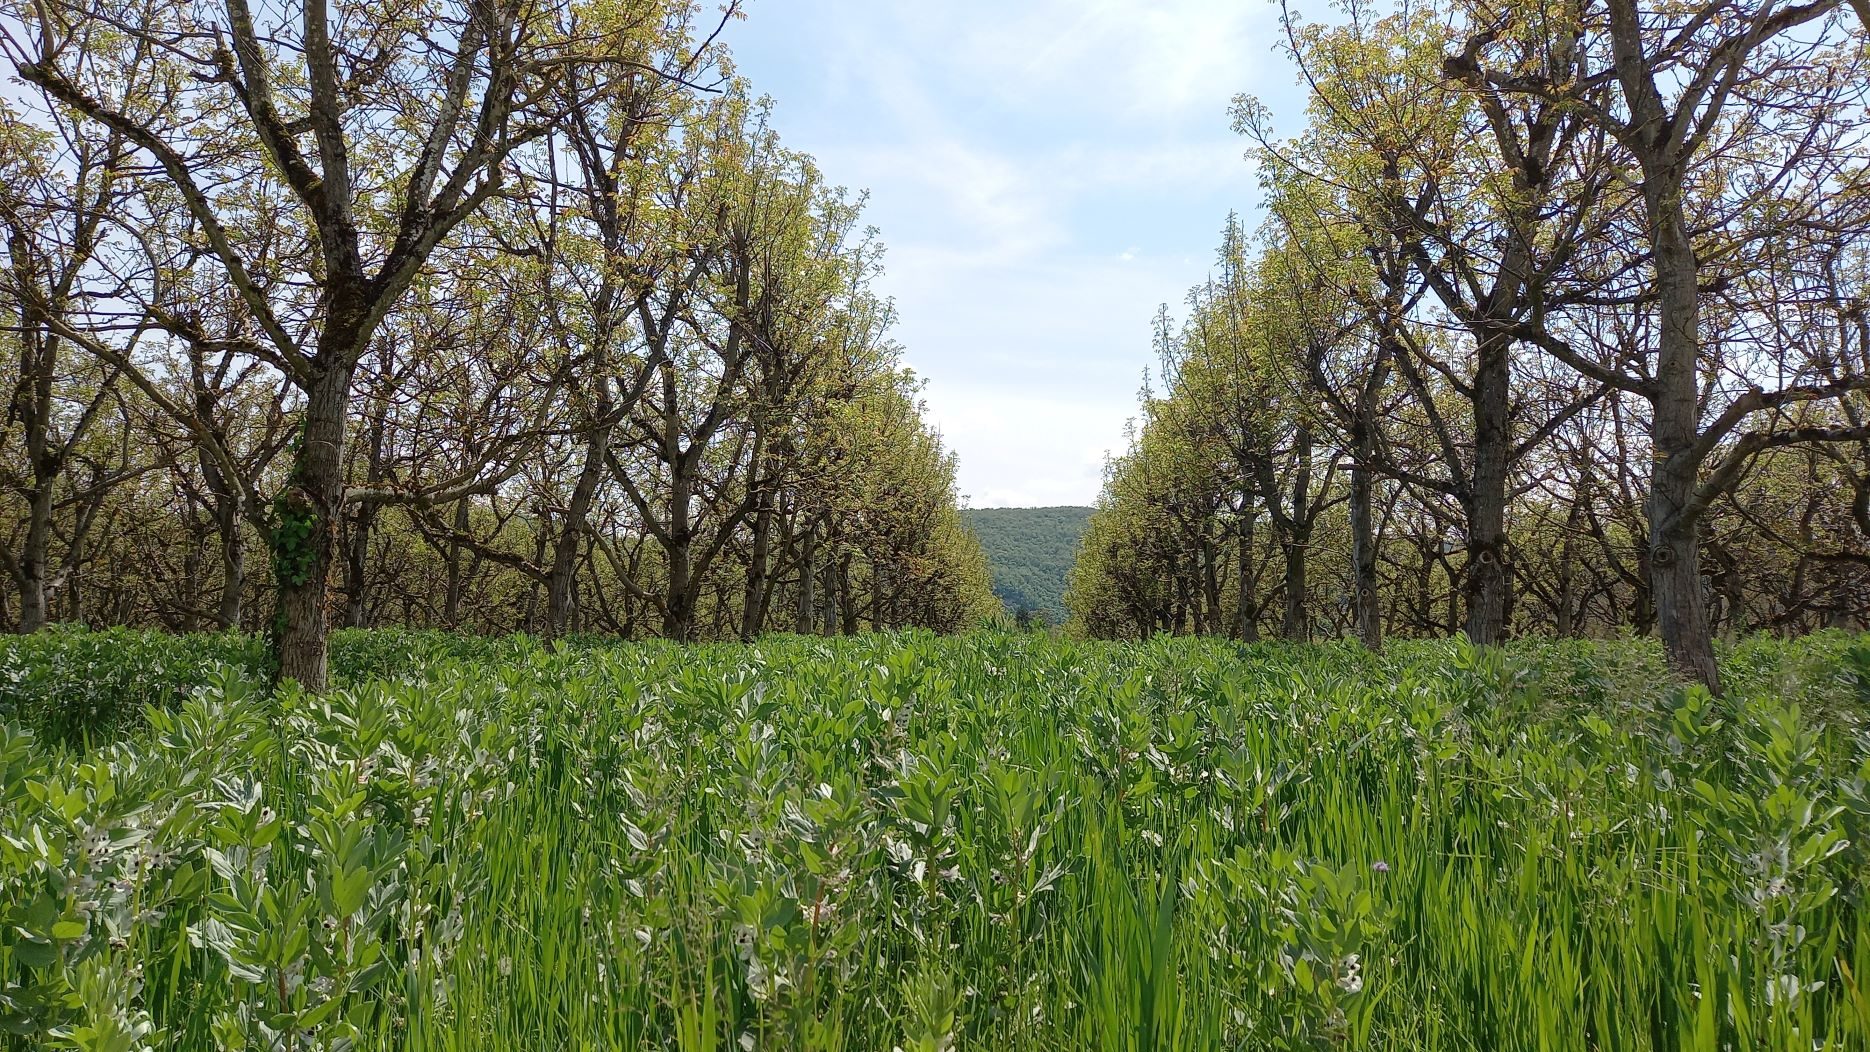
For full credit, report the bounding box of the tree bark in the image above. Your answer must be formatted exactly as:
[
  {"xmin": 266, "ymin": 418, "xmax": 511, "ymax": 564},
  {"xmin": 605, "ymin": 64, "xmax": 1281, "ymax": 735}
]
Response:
[
  {"xmin": 343, "ymin": 504, "xmax": 376, "ymax": 629},
  {"xmin": 796, "ymin": 520, "xmax": 817, "ymax": 634},
  {"xmin": 839, "ymin": 552, "xmax": 859, "ymax": 635},
  {"xmin": 17, "ymin": 481, "xmax": 53, "ymax": 633},
  {"xmin": 271, "ymin": 362, "xmax": 353, "ymax": 692},
  {"xmin": 1280, "ymin": 529, "xmax": 1310, "ymax": 641},
  {"xmin": 662, "ymin": 462, "xmax": 696, "ymax": 641},
  {"xmin": 1641, "ymin": 172, "xmax": 1722, "ymax": 691},
  {"xmin": 548, "ymin": 424, "xmax": 611, "ymax": 639},
  {"xmin": 215, "ymin": 500, "xmax": 245, "ymax": 630},
  {"xmin": 443, "ymin": 498, "xmax": 467, "ymax": 628},
  {"xmin": 1464, "ymin": 330, "xmax": 1512, "ymax": 645},
  {"xmin": 1606, "ymin": 0, "xmax": 1723, "ymax": 692},
  {"xmin": 1200, "ymin": 529, "xmax": 1223, "ymax": 637},
  {"xmin": 1347, "ymin": 367, "xmax": 1385, "ymax": 650},
  {"xmin": 740, "ymin": 452, "xmax": 775, "ymax": 641},
  {"xmin": 1234, "ymin": 503, "xmax": 1260, "ymax": 642}
]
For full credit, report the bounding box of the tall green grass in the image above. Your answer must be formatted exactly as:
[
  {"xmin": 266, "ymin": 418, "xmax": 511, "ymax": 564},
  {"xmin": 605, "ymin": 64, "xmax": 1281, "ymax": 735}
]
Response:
[{"xmin": 3, "ymin": 631, "xmax": 1867, "ymax": 1050}]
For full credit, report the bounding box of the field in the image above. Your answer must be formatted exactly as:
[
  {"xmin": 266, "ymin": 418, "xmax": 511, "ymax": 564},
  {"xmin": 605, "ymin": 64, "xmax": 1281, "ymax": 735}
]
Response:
[{"xmin": 4, "ymin": 630, "xmax": 1869, "ymax": 1051}]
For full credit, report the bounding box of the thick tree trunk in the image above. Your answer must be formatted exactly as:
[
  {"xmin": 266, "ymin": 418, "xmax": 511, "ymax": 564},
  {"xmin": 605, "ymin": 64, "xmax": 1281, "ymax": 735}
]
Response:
[
  {"xmin": 216, "ymin": 502, "xmax": 245, "ymax": 630},
  {"xmin": 795, "ymin": 523, "xmax": 817, "ymax": 635},
  {"xmin": 819, "ymin": 553, "xmax": 838, "ymax": 636},
  {"xmin": 443, "ymin": 499, "xmax": 467, "ymax": 628},
  {"xmin": 1349, "ymin": 460, "xmax": 1381, "ymax": 650},
  {"xmin": 271, "ymin": 363, "xmax": 353, "ymax": 692},
  {"xmin": 1644, "ymin": 174, "xmax": 1722, "ymax": 692},
  {"xmin": 17, "ymin": 481, "xmax": 53, "ymax": 632},
  {"xmin": 661, "ymin": 464, "xmax": 697, "ymax": 640},
  {"xmin": 1200, "ymin": 533, "xmax": 1222, "ymax": 637},
  {"xmin": 343, "ymin": 403, "xmax": 391, "ymax": 630},
  {"xmin": 869, "ymin": 560, "xmax": 885, "ymax": 631},
  {"xmin": 548, "ymin": 430, "xmax": 610, "ymax": 639},
  {"xmin": 343, "ymin": 505, "xmax": 376, "ymax": 628},
  {"xmin": 1234, "ymin": 505, "xmax": 1259, "ymax": 642},
  {"xmin": 1464, "ymin": 331, "xmax": 1512, "ymax": 646},
  {"xmin": 838, "ymin": 552, "xmax": 858, "ymax": 636},
  {"xmin": 1607, "ymin": 0, "xmax": 1722, "ymax": 693},
  {"xmin": 544, "ymin": 528, "xmax": 580, "ymax": 639},
  {"xmin": 1347, "ymin": 382, "xmax": 1383, "ymax": 651},
  {"xmin": 740, "ymin": 469, "xmax": 774, "ymax": 641},
  {"xmin": 194, "ymin": 384, "xmax": 245, "ymax": 629},
  {"xmin": 1280, "ymin": 529, "xmax": 1310, "ymax": 641},
  {"xmin": 1650, "ymin": 459, "xmax": 1721, "ymax": 692},
  {"xmin": 1172, "ymin": 557, "xmax": 1191, "ymax": 635}
]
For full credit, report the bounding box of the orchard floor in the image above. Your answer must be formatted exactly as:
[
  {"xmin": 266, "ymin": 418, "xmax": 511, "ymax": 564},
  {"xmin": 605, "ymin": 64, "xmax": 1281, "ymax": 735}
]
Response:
[{"xmin": 3, "ymin": 628, "xmax": 1868, "ymax": 1050}]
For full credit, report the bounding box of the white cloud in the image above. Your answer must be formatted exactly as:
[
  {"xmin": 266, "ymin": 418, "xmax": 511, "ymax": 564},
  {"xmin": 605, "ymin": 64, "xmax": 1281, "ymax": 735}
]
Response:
[
  {"xmin": 917, "ymin": 0, "xmax": 1282, "ymax": 124},
  {"xmin": 922, "ymin": 381, "xmax": 1129, "ymax": 509},
  {"xmin": 729, "ymin": 1, "xmax": 1295, "ymax": 505}
]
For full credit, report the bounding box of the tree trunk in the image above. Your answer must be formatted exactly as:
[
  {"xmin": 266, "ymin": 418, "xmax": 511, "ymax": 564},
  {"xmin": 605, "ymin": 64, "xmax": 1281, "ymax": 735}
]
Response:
[
  {"xmin": 1608, "ymin": 0, "xmax": 1722, "ymax": 692},
  {"xmin": 1650, "ymin": 459, "xmax": 1721, "ymax": 691},
  {"xmin": 819, "ymin": 552, "xmax": 838, "ymax": 636},
  {"xmin": 1280, "ymin": 529, "xmax": 1310, "ymax": 641},
  {"xmin": 443, "ymin": 499, "xmax": 467, "ymax": 628},
  {"xmin": 17, "ymin": 480, "xmax": 53, "ymax": 632},
  {"xmin": 795, "ymin": 522, "xmax": 817, "ymax": 634},
  {"xmin": 1644, "ymin": 176, "xmax": 1722, "ymax": 692},
  {"xmin": 1200, "ymin": 532, "xmax": 1223, "ymax": 637},
  {"xmin": 869, "ymin": 560, "xmax": 885, "ymax": 631},
  {"xmin": 838, "ymin": 552, "xmax": 858, "ymax": 636},
  {"xmin": 1235, "ymin": 504, "xmax": 1259, "ymax": 642},
  {"xmin": 1173, "ymin": 555, "xmax": 1192, "ymax": 635},
  {"xmin": 661, "ymin": 461, "xmax": 697, "ymax": 640},
  {"xmin": 271, "ymin": 363, "xmax": 353, "ymax": 692},
  {"xmin": 1464, "ymin": 330, "xmax": 1512, "ymax": 646},
  {"xmin": 343, "ymin": 505, "xmax": 376, "ymax": 629},
  {"xmin": 549, "ymin": 431, "xmax": 610, "ymax": 639},
  {"xmin": 741, "ymin": 469, "xmax": 775, "ymax": 641},
  {"xmin": 63, "ymin": 518, "xmax": 85, "ymax": 624},
  {"xmin": 1349, "ymin": 461, "xmax": 1381, "ymax": 650},
  {"xmin": 216, "ymin": 501, "xmax": 245, "ymax": 630}
]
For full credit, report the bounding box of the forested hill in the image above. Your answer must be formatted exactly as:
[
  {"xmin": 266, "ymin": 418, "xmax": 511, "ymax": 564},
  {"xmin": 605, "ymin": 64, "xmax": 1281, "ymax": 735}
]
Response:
[{"xmin": 961, "ymin": 507, "xmax": 1094, "ymax": 624}]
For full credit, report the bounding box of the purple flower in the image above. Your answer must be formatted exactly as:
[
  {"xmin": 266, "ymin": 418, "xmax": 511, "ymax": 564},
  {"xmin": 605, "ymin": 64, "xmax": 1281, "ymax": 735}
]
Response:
[{"xmin": 1372, "ymin": 860, "xmax": 1391, "ymax": 874}]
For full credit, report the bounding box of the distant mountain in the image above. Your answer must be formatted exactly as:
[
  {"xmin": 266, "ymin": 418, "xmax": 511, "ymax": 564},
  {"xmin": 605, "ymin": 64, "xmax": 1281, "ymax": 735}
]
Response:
[{"xmin": 961, "ymin": 506, "xmax": 1094, "ymax": 625}]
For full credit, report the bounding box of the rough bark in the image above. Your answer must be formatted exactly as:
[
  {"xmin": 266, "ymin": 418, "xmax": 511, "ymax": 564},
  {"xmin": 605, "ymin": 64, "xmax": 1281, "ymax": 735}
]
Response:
[
  {"xmin": 271, "ymin": 362, "xmax": 354, "ymax": 692},
  {"xmin": 17, "ymin": 482, "xmax": 53, "ymax": 632},
  {"xmin": 1464, "ymin": 330, "xmax": 1512, "ymax": 645},
  {"xmin": 1234, "ymin": 503, "xmax": 1260, "ymax": 642},
  {"xmin": 1348, "ymin": 458, "xmax": 1381, "ymax": 650},
  {"xmin": 796, "ymin": 521, "xmax": 817, "ymax": 634},
  {"xmin": 1636, "ymin": 150, "xmax": 1722, "ymax": 691},
  {"xmin": 1280, "ymin": 530, "xmax": 1311, "ymax": 641}
]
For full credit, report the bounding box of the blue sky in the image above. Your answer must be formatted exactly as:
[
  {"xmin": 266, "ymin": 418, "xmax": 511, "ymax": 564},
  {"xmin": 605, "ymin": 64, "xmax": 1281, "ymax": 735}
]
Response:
[{"xmin": 726, "ymin": 1, "xmax": 1298, "ymax": 508}]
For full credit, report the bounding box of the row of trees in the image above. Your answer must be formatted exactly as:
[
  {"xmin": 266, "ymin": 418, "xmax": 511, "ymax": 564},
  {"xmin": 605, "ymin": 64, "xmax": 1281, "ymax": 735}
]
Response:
[
  {"xmin": 0, "ymin": 0, "xmax": 997, "ymax": 689},
  {"xmin": 1069, "ymin": 0, "xmax": 1870, "ymax": 691}
]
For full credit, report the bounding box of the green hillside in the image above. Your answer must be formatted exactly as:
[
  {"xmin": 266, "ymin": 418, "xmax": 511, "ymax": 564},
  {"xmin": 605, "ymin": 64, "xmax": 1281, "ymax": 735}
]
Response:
[{"xmin": 962, "ymin": 506, "xmax": 1093, "ymax": 624}]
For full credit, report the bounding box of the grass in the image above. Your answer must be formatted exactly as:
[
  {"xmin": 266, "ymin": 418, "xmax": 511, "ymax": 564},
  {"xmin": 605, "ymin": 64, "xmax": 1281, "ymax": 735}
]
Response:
[{"xmin": 3, "ymin": 629, "xmax": 1869, "ymax": 1050}]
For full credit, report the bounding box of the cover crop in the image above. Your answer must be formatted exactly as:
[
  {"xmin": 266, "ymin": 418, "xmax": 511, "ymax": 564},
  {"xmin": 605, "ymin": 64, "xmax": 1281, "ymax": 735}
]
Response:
[{"xmin": 2, "ymin": 630, "xmax": 1868, "ymax": 1050}]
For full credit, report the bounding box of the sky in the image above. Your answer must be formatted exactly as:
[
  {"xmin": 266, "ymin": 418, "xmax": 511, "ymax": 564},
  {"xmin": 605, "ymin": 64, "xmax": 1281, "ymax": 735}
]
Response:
[{"xmin": 725, "ymin": 0, "xmax": 1300, "ymax": 508}]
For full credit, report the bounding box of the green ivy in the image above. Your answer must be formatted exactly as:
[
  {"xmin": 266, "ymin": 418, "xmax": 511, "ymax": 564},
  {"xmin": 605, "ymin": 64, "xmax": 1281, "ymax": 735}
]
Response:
[{"xmin": 267, "ymin": 491, "xmax": 320, "ymax": 590}]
